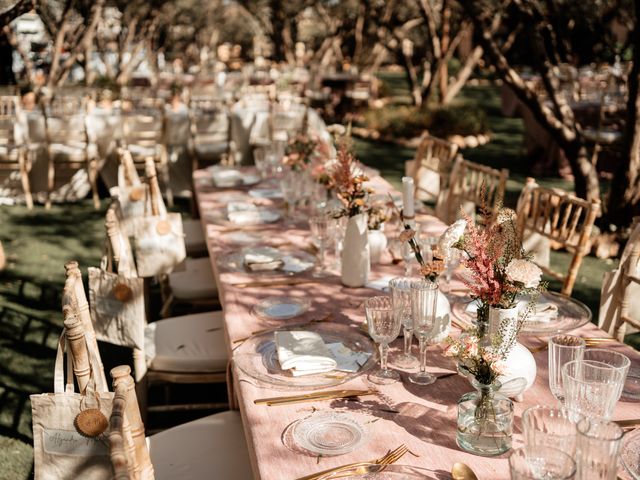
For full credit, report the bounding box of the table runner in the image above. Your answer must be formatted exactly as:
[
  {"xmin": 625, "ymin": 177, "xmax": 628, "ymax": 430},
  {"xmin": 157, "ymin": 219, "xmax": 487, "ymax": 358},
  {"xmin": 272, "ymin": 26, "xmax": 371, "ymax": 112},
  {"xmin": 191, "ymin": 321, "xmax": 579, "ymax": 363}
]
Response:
[{"xmin": 194, "ymin": 167, "xmax": 640, "ymax": 480}]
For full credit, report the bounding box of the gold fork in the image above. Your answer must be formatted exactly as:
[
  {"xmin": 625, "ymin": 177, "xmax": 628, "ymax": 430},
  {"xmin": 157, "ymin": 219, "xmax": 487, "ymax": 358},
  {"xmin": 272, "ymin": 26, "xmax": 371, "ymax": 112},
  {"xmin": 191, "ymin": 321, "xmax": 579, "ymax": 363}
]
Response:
[
  {"xmin": 297, "ymin": 445, "xmax": 409, "ymax": 480},
  {"xmin": 529, "ymin": 336, "xmax": 616, "ymax": 353}
]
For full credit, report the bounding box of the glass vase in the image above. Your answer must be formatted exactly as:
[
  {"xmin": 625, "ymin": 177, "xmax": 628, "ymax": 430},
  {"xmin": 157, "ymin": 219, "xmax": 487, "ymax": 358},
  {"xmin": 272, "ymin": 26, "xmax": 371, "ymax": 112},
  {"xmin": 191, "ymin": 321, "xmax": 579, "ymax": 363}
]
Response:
[{"xmin": 456, "ymin": 380, "xmax": 514, "ymax": 456}]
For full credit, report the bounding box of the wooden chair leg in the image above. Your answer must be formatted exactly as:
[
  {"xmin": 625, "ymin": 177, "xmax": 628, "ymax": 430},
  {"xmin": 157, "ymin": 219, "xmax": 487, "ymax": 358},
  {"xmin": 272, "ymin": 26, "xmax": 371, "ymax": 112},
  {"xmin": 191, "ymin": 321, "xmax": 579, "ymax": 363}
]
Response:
[
  {"xmin": 45, "ymin": 147, "xmax": 54, "ymax": 210},
  {"xmin": 159, "ymin": 151, "xmax": 173, "ymax": 208},
  {"xmin": 19, "ymin": 150, "xmax": 33, "ymax": 209},
  {"xmin": 88, "ymin": 154, "xmax": 100, "ymax": 209}
]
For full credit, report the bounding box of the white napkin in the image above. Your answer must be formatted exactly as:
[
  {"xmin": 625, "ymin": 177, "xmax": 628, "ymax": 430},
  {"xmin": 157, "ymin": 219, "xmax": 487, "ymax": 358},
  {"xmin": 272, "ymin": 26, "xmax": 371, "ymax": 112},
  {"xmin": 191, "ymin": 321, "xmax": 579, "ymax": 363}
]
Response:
[
  {"xmin": 275, "ymin": 331, "xmax": 337, "ymax": 377},
  {"xmin": 244, "ymin": 252, "xmax": 283, "ymax": 271},
  {"xmin": 327, "ymin": 343, "xmax": 371, "ymax": 373},
  {"xmin": 281, "ymin": 255, "xmax": 314, "ymax": 273},
  {"xmin": 210, "ymin": 167, "xmax": 243, "ymax": 187},
  {"xmin": 227, "ymin": 202, "xmax": 260, "ymax": 225}
]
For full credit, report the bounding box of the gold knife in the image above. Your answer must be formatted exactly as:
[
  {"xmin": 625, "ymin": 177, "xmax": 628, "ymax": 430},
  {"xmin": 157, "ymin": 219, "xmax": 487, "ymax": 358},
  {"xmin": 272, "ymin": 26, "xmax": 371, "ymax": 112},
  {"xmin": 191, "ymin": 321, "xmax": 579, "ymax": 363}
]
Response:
[{"xmin": 254, "ymin": 389, "xmax": 377, "ymax": 406}]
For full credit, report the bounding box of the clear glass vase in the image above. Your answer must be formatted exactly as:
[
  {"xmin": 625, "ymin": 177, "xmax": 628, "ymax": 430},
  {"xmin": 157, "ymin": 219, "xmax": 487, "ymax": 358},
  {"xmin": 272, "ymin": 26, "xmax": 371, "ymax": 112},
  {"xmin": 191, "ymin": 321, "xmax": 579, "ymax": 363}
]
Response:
[{"xmin": 456, "ymin": 380, "xmax": 514, "ymax": 456}]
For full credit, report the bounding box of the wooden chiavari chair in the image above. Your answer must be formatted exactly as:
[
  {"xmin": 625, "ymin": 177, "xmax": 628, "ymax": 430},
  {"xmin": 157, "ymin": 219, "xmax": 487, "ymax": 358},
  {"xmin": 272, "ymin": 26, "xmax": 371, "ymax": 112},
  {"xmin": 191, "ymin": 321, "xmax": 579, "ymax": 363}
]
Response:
[
  {"xmin": 445, "ymin": 157, "xmax": 509, "ymax": 225},
  {"xmin": 407, "ymin": 134, "xmax": 459, "ymax": 212},
  {"xmin": 516, "ymin": 177, "xmax": 601, "ymax": 296},
  {"xmin": 188, "ymin": 97, "xmax": 233, "ymax": 167},
  {"xmin": 109, "ymin": 365, "xmax": 250, "ymax": 480},
  {"xmin": 0, "ymin": 95, "xmax": 32, "ymax": 208},
  {"xmin": 42, "ymin": 95, "xmax": 100, "ymax": 209}
]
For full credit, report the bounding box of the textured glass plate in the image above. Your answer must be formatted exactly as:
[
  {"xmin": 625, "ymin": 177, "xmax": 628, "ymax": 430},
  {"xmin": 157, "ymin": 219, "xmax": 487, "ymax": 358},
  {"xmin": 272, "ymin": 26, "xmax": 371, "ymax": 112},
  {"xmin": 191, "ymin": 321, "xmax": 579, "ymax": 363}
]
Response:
[
  {"xmin": 321, "ymin": 464, "xmax": 432, "ymax": 479},
  {"xmin": 249, "ymin": 188, "xmax": 283, "ymax": 199},
  {"xmin": 204, "ymin": 207, "xmax": 281, "ymax": 226},
  {"xmin": 451, "ymin": 291, "xmax": 591, "ymax": 335},
  {"xmin": 622, "ymin": 367, "xmax": 640, "ymax": 402},
  {"xmin": 218, "ymin": 247, "xmax": 315, "ymax": 275},
  {"xmin": 233, "ymin": 323, "xmax": 377, "ymax": 390},
  {"xmin": 621, "ymin": 428, "xmax": 640, "ymax": 479},
  {"xmin": 292, "ymin": 412, "xmax": 368, "ymax": 456},
  {"xmin": 254, "ymin": 296, "xmax": 311, "ymax": 320}
]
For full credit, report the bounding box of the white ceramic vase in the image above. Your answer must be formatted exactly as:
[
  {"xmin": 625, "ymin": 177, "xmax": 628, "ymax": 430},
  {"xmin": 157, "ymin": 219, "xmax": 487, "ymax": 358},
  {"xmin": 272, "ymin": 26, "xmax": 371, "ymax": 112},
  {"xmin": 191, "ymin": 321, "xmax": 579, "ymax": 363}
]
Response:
[
  {"xmin": 368, "ymin": 228, "xmax": 387, "ymax": 264},
  {"xmin": 487, "ymin": 306, "xmax": 537, "ymax": 400},
  {"xmin": 341, "ymin": 213, "xmax": 370, "ymax": 287}
]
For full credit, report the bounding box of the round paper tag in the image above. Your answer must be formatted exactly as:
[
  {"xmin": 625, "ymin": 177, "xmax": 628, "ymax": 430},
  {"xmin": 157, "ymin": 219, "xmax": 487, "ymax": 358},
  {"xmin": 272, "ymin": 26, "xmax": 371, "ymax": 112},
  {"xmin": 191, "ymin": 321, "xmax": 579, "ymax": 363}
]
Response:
[
  {"xmin": 128, "ymin": 187, "xmax": 144, "ymax": 202},
  {"xmin": 156, "ymin": 220, "xmax": 172, "ymax": 235},
  {"xmin": 75, "ymin": 408, "xmax": 108, "ymax": 437},
  {"xmin": 112, "ymin": 283, "xmax": 133, "ymax": 302}
]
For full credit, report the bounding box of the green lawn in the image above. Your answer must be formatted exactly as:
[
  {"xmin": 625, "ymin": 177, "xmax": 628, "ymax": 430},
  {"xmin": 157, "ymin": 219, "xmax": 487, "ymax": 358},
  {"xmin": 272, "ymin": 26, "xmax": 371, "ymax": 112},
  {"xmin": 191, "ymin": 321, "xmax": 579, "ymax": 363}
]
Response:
[{"xmin": 0, "ymin": 79, "xmax": 635, "ymax": 479}]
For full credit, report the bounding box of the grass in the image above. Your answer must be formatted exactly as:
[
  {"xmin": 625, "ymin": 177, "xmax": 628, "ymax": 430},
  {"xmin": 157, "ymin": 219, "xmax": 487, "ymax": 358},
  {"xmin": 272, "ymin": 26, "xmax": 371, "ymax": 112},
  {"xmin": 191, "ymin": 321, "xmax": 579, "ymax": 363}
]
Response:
[{"xmin": 0, "ymin": 75, "xmax": 635, "ymax": 478}]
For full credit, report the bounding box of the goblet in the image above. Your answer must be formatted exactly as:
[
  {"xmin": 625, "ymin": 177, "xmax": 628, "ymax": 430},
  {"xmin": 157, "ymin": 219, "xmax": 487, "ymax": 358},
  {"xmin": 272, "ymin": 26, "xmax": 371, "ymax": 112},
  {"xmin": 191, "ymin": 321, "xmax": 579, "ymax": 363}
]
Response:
[
  {"xmin": 408, "ymin": 279, "xmax": 438, "ymax": 385},
  {"xmin": 548, "ymin": 335, "xmax": 586, "ymax": 405},
  {"xmin": 388, "ymin": 277, "xmax": 418, "ymax": 368},
  {"xmin": 309, "ymin": 215, "xmax": 334, "ymax": 277},
  {"xmin": 364, "ymin": 296, "xmax": 402, "ymax": 385}
]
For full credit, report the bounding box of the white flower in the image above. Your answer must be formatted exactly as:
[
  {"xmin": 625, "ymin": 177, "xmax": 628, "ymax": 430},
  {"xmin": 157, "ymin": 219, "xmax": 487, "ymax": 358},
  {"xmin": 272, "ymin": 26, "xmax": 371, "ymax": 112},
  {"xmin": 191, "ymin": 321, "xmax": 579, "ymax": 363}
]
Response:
[
  {"xmin": 505, "ymin": 258, "xmax": 542, "ymax": 289},
  {"xmin": 438, "ymin": 219, "xmax": 467, "ymax": 260}
]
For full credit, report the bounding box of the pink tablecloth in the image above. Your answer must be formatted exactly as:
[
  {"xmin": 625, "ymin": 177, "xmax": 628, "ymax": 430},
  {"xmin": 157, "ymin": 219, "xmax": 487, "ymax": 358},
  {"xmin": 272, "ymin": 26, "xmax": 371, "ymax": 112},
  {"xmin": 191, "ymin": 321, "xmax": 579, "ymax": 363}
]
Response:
[{"xmin": 194, "ymin": 168, "xmax": 640, "ymax": 480}]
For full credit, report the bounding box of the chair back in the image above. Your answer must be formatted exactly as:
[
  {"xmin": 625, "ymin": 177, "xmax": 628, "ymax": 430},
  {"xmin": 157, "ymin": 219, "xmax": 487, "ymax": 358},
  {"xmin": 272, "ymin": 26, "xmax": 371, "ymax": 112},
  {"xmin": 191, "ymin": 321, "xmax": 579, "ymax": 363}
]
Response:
[
  {"xmin": 121, "ymin": 111, "xmax": 164, "ymax": 153},
  {"xmin": 446, "ymin": 157, "xmax": 509, "ymax": 224},
  {"xmin": 410, "ymin": 134, "xmax": 459, "ymax": 206},
  {"xmin": 106, "ymin": 204, "xmax": 138, "ymax": 278},
  {"xmin": 109, "ymin": 365, "xmax": 155, "ymax": 480},
  {"xmin": 516, "ymin": 177, "xmax": 601, "ymax": 296}
]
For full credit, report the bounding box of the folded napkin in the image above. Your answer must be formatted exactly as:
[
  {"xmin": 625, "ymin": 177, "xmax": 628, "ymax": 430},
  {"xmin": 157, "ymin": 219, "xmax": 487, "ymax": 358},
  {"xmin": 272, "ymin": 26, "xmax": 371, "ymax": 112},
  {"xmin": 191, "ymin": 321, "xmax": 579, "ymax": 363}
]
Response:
[
  {"xmin": 281, "ymin": 255, "xmax": 314, "ymax": 273},
  {"xmin": 210, "ymin": 167, "xmax": 243, "ymax": 187},
  {"xmin": 244, "ymin": 252, "xmax": 284, "ymax": 271},
  {"xmin": 227, "ymin": 202, "xmax": 260, "ymax": 225},
  {"xmin": 275, "ymin": 331, "xmax": 337, "ymax": 377}
]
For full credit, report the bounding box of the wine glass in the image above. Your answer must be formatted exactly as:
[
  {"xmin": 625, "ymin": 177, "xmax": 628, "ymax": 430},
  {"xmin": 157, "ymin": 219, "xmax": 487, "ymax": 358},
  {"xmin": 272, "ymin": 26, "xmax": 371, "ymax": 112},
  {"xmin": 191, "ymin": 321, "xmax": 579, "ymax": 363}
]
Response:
[
  {"xmin": 408, "ymin": 279, "xmax": 438, "ymax": 385},
  {"xmin": 280, "ymin": 170, "xmax": 298, "ymax": 220},
  {"xmin": 389, "ymin": 277, "xmax": 418, "ymax": 369},
  {"xmin": 548, "ymin": 335, "xmax": 586, "ymax": 405},
  {"xmin": 364, "ymin": 296, "xmax": 402, "ymax": 385},
  {"xmin": 253, "ymin": 146, "xmax": 268, "ymax": 179},
  {"xmin": 440, "ymin": 249, "xmax": 460, "ymax": 293},
  {"xmin": 309, "ymin": 215, "xmax": 334, "ymax": 277},
  {"xmin": 401, "ymin": 242, "xmax": 415, "ymax": 276}
]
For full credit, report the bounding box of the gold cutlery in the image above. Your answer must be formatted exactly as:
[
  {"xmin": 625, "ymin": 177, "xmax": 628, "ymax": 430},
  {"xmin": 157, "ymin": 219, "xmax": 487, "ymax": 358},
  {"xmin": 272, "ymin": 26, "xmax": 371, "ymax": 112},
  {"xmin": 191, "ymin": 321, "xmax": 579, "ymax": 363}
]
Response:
[
  {"xmin": 614, "ymin": 419, "xmax": 640, "ymax": 431},
  {"xmin": 451, "ymin": 462, "xmax": 479, "ymax": 480},
  {"xmin": 232, "ymin": 314, "xmax": 334, "ymax": 344},
  {"xmin": 529, "ymin": 336, "xmax": 617, "ymax": 353},
  {"xmin": 254, "ymin": 389, "xmax": 377, "ymax": 406},
  {"xmin": 232, "ymin": 278, "xmax": 318, "ymax": 288},
  {"xmin": 296, "ymin": 444, "xmax": 408, "ymax": 480}
]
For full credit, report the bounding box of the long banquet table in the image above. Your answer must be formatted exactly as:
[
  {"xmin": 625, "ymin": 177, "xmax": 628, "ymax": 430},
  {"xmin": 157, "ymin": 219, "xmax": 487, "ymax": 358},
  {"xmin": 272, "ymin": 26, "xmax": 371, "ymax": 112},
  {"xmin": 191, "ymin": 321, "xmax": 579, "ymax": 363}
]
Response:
[{"xmin": 194, "ymin": 167, "xmax": 640, "ymax": 480}]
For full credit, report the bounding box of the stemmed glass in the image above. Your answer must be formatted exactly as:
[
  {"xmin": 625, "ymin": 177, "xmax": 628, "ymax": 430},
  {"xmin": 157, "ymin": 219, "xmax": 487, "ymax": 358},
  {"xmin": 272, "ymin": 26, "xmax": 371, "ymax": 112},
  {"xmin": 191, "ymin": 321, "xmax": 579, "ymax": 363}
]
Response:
[
  {"xmin": 253, "ymin": 146, "xmax": 268, "ymax": 179},
  {"xmin": 548, "ymin": 334, "xmax": 586, "ymax": 405},
  {"xmin": 309, "ymin": 215, "xmax": 334, "ymax": 277},
  {"xmin": 389, "ymin": 277, "xmax": 418, "ymax": 368},
  {"xmin": 408, "ymin": 279, "xmax": 438, "ymax": 385},
  {"xmin": 364, "ymin": 296, "xmax": 402, "ymax": 385},
  {"xmin": 440, "ymin": 249, "xmax": 461, "ymax": 293},
  {"xmin": 280, "ymin": 170, "xmax": 298, "ymax": 220}
]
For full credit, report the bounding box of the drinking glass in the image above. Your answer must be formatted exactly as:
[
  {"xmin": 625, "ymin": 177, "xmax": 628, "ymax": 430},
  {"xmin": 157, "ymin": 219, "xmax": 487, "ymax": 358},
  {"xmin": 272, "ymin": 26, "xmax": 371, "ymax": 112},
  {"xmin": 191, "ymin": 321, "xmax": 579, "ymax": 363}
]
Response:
[
  {"xmin": 440, "ymin": 249, "xmax": 461, "ymax": 293},
  {"xmin": 389, "ymin": 277, "xmax": 418, "ymax": 369},
  {"xmin": 408, "ymin": 279, "xmax": 438, "ymax": 385},
  {"xmin": 562, "ymin": 360, "xmax": 625, "ymax": 420},
  {"xmin": 309, "ymin": 215, "xmax": 334, "ymax": 277},
  {"xmin": 509, "ymin": 446, "xmax": 576, "ymax": 480},
  {"xmin": 280, "ymin": 170, "xmax": 298, "ymax": 220},
  {"xmin": 575, "ymin": 418, "xmax": 624, "ymax": 480},
  {"xmin": 364, "ymin": 296, "xmax": 402, "ymax": 385},
  {"xmin": 331, "ymin": 216, "xmax": 347, "ymax": 270},
  {"xmin": 522, "ymin": 406, "xmax": 582, "ymax": 457},
  {"xmin": 253, "ymin": 146, "xmax": 268, "ymax": 178},
  {"xmin": 401, "ymin": 220, "xmax": 417, "ymax": 276},
  {"xmin": 548, "ymin": 335, "xmax": 586, "ymax": 405},
  {"xmin": 582, "ymin": 349, "xmax": 630, "ymax": 401}
]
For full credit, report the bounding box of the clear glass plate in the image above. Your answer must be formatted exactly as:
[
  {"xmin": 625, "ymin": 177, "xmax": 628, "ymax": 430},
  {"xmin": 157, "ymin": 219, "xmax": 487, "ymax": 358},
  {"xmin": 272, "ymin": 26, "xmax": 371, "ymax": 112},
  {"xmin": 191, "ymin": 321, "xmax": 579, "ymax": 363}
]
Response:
[
  {"xmin": 249, "ymin": 188, "xmax": 283, "ymax": 199},
  {"xmin": 205, "ymin": 207, "xmax": 282, "ymax": 226},
  {"xmin": 621, "ymin": 428, "xmax": 640, "ymax": 480},
  {"xmin": 254, "ymin": 296, "xmax": 311, "ymax": 320},
  {"xmin": 320, "ymin": 464, "xmax": 432, "ymax": 479},
  {"xmin": 622, "ymin": 367, "xmax": 640, "ymax": 402},
  {"xmin": 219, "ymin": 231, "xmax": 262, "ymax": 246},
  {"xmin": 218, "ymin": 247, "xmax": 315, "ymax": 275},
  {"xmin": 292, "ymin": 412, "xmax": 368, "ymax": 456},
  {"xmin": 233, "ymin": 323, "xmax": 377, "ymax": 390},
  {"xmin": 451, "ymin": 291, "xmax": 591, "ymax": 335}
]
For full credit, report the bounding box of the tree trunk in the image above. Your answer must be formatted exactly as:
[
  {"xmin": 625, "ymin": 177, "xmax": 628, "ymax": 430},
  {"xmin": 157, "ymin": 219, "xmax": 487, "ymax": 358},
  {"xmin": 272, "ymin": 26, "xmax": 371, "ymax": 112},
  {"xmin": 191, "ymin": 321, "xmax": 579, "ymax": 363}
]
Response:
[
  {"xmin": 607, "ymin": 4, "xmax": 640, "ymax": 228},
  {"xmin": 0, "ymin": 30, "xmax": 15, "ymax": 85},
  {"xmin": 439, "ymin": 0, "xmax": 450, "ymax": 102}
]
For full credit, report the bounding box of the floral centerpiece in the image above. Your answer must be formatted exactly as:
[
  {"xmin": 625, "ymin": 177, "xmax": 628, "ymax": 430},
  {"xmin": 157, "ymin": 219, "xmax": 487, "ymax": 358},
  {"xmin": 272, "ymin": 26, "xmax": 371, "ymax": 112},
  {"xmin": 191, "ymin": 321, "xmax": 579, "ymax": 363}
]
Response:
[
  {"xmin": 329, "ymin": 142, "xmax": 374, "ymax": 287},
  {"xmin": 282, "ymin": 133, "xmax": 318, "ymax": 171}
]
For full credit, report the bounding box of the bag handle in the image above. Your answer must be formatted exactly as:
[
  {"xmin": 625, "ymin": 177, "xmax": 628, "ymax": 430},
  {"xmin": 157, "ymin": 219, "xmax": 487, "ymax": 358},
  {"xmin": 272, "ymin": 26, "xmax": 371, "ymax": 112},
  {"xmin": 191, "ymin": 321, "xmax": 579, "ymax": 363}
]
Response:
[
  {"xmin": 144, "ymin": 158, "xmax": 167, "ymax": 218},
  {"xmin": 54, "ymin": 332, "xmax": 75, "ymax": 394}
]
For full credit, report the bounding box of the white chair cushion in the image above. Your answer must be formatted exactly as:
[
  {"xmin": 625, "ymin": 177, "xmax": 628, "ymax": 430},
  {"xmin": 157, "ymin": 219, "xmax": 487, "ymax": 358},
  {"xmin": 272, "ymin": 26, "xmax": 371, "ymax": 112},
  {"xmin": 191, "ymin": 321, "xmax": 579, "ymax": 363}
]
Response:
[
  {"xmin": 147, "ymin": 411, "xmax": 252, "ymax": 480},
  {"xmin": 169, "ymin": 257, "xmax": 218, "ymax": 300},
  {"xmin": 183, "ymin": 218, "xmax": 208, "ymax": 256},
  {"xmin": 145, "ymin": 311, "xmax": 227, "ymax": 372}
]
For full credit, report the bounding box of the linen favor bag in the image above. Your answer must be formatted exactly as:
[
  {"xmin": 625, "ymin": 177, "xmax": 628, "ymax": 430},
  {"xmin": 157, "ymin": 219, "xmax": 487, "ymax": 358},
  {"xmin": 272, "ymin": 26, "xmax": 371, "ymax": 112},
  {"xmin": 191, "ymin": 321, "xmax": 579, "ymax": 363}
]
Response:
[
  {"xmin": 132, "ymin": 159, "xmax": 186, "ymax": 277},
  {"xmin": 31, "ymin": 334, "xmax": 114, "ymax": 480},
  {"xmin": 88, "ymin": 246, "xmax": 145, "ymax": 350},
  {"xmin": 114, "ymin": 149, "xmax": 148, "ymax": 236}
]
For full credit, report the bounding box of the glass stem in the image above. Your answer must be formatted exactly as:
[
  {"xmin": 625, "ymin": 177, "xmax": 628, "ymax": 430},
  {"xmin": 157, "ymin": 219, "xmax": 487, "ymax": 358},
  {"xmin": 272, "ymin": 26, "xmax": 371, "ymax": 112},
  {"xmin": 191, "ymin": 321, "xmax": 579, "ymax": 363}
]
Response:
[
  {"xmin": 379, "ymin": 343, "xmax": 389, "ymax": 373},
  {"xmin": 318, "ymin": 243, "xmax": 325, "ymax": 272},
  {"xmin": 287, "ymin": 201, "xmax": 294, "ymax": 218},
  {"xmin": 418, "ymin": 336, "xmax": 428, "ymax": 374},
  {"xmin": 403, "ymin": 327, "xmax": 413, "ymax": 356}
]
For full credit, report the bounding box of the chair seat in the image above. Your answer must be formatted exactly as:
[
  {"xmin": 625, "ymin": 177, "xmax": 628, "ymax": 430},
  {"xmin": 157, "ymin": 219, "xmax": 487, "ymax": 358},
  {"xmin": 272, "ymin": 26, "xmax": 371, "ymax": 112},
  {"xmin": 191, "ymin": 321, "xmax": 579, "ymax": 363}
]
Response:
[
  {"xmin": 183, "ymin": 218, "xmax": 208, "ymax": 257},
  {"xmin": 128, "ymin": 144, "xmax": 160, "ymax": 159},
  {"xmin": 147, "ymin": 411, "xmax": 252, "ymax": 480},
  {"xmin": 145, "ymin": 311, "xmax": 227, "ymax": 373},
  {"xmin": 169, "ymin": 257, "xmax": 218, "ymax": 300}
]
